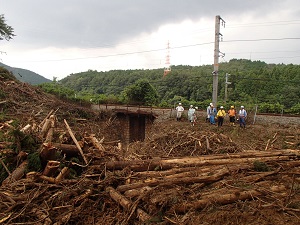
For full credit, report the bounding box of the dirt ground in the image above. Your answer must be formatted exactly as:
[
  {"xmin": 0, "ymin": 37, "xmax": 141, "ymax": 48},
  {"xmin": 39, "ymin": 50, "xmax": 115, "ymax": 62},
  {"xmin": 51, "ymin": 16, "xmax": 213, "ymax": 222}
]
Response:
[{"xmin": 1, "ymin": 74, "xmax": 300, "ymax": 225}]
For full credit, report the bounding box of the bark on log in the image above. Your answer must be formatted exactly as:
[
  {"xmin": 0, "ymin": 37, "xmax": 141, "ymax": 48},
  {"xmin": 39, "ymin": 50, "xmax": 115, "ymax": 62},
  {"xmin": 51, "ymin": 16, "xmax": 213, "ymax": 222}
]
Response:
[
  {"xmin": 241, "ymin": 170, "xmax": 278, "ymax": 183},
  {"xmin": 117, "ymin": 167, "xmax": 229, "ymax": 193},
  {"xmin": 173, "ymin": 189, "xmax": 263, "ymax": 213},
  {"xmin": 39, "ymin": 109, "xmax": 54, "ymax": 129},
  {"xmin": 131, "ymin": 164, "xmax": 251, "ymax": 179},
  {"xmin": 64, "ymin": 119, "xmax": 88, "ymax": 165},
  {"xmin": 43, "ymin": 160, "xmax": 60, "ymax": 176},
  {"xmin": 20, "ymin": 124, "xmax": 31, "ymax": 133},
  {"xmin": 73, "ymin": 189, "xmax": 92, "ymax": 205},
  {"xmin": 51, "ymin": 142, "xmax": 81, "ymax": 156},
  {"xmin": 2, "ymin": 161, "xmax": 28, "ymax": 186},
  {"xmin": 85, "ymin": 134, "xmax": 105, "ymax": 154},
  {"xmin": 106, "ymin": 186, "xmax": 151, "ymax": 222},
  {"xmin": 39, "ymin": 167, "xmax": 69, "ymax": 184},
  {"xmin": 45, "ymin": 115, "xmax": 56, "ymax": 143},
  {"xmin": 106, "ymin": 155, "xmax": 292, "ymax": 172},
  {"xmin": 40, "ymin": 143, "xmax": 57, "ymax": 162},
  {"xmin": 124, "ymin": 186, "xmax": 152, "ymax": 199},
  {"xmin": 41, "ymin": 118, "xmax": 51, "ymax": 138},
  {"xmin": 55, "ymin": 167, "xmax": 70, "ymax": 183}
]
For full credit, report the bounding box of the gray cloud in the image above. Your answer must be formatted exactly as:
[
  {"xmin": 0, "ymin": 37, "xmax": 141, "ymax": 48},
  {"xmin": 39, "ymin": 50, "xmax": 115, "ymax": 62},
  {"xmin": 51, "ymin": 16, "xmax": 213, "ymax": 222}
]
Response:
[{"xmin": 2, "ymin": 0, "xmax": 292, "ymax": 49}]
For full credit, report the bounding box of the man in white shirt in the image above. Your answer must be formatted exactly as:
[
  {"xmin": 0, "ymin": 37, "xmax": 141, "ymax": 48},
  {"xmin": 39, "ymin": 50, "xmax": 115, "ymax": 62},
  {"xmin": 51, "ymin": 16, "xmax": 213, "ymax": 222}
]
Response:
[
  {"xmin": 238, "ymin": 105, "xmax": 247, "ymax": 128},
  {"xmin": 175, "ymin": 103, "xmax": 184, "ymax": 121}
]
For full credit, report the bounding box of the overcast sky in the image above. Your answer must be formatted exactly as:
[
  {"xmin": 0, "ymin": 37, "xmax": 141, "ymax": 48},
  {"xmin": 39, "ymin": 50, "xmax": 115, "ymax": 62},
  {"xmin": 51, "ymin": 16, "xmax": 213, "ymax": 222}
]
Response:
[{"xmin": 1, "ymin": 0, "xmax": 300, "ymax": 80}]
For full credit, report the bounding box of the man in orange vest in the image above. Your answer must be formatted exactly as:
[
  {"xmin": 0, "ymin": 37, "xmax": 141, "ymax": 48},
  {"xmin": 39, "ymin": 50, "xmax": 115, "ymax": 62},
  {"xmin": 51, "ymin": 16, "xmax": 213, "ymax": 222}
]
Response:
[{"xmin": 228, "ymin": 105, "xmax": 236, "ymax": 126}]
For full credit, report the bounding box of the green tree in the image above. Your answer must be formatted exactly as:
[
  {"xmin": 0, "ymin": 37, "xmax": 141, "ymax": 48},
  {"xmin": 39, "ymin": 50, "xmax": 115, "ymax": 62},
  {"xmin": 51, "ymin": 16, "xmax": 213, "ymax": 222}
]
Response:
[
  {"xmin": 0, "ymin": 14, "xmax": 15, "ymax": 41},
  {"xmin": 123, "ymin": 79, "xmax": 159, "ymax": 105}
]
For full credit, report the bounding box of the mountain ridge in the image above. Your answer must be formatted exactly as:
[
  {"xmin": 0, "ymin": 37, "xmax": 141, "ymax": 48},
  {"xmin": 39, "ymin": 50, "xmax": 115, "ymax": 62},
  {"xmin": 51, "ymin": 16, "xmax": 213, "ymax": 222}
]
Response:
[{"xmin": 0, "ymin": 62, "xmax": 51, "ymax": 85}]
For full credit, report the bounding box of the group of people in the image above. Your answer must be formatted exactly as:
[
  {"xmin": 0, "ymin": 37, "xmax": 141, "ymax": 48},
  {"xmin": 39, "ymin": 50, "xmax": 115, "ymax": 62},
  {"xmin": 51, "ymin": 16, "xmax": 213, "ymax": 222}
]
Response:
[
  {"xmin": 176, "ymin": 102, "xmax": 247, "ymax": 128},
  {"xmin": 207, "ymin": 103, "xmax": 247, "ymax": 128},
  {"xmin": 175, "ymin": 103, "xmax": 198, "ymax": 126}
]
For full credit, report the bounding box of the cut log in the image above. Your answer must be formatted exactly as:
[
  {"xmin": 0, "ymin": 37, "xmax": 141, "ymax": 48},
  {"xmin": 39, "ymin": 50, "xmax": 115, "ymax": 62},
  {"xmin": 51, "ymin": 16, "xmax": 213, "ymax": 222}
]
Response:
[
  {"xmin": 40, "ymin": 143, "xmax": 57, "ymax": 162},
  {"xmin": 39, "ymin": 175, "xmax": 57, "ymax": 184},
  {"xmin": 45, "ymin": 116, "xmax": 55, "ymax": 143},
  {"xmin": 39, "ymin": 167, "xmax": 69, "ymax": 184},
  {"xmin": 55, "ymin": 167, "xmax": 70, "ymax": 183},
  {"xmin": 2, "ymin": 161, "xmax": 28, "ymax": 186},
  {"xmin": 173, "ymin": 189, "xmax": 263, "ymax": 213},
  {"xmin": 43, "ymin": 160, "xmax": 60, "ymax": 176},
  {"xmin": 73, "ymin": 189, "xmax": 92, "ymax": 205},
  {"xmin": 85, "ymin": 134, "xmax": 105, "ymax": 154},
  {"xmin": 265, "ymin": 139, "xmax": 270, "ymax": 151},
  {"xmin": 124, "ymin": 186, "xmax": 152, "ymax": 199},
  {"xmin": 64, "ymin": 119, "xmax": 88, "ymax": 165},
  {"xmin": 106, "ymin": 186, "xmax": 151, "ymax": 222},
  {"xmin": 20, "ymin": 124, "xmax": 31, "ymax": 133},
  {"xmin": 106, "ymin": 155, "xmax": 292, "ymax": 172},
  {"xmin": 51, "ymin": 142, "xmax": 81, "ymax": 156},
  {"xmin": 117, "ymin": 167, "xmax": 229, "ymax": 193},
  {"xmin": 40, "ymin": 118, "xmax": 51, "ymax": 138},
  {"xmin": 39, "ymin": 109, "xmax": 54, "ymax": 128},
  {"xmin": 241, "ymin": 170, "xmax": 278, "ymax": 183}
]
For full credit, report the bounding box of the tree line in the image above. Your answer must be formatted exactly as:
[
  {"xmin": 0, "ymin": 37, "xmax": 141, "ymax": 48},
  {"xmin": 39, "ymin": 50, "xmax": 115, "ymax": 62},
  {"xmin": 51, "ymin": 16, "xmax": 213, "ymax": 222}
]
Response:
[{"xmin": 39, "ymin": 59, "xmax": 300, "ymax": 114}]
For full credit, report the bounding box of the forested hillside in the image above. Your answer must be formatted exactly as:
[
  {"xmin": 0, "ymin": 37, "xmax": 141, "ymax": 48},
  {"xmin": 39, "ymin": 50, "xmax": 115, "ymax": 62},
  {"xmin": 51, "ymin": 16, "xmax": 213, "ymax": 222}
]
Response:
[
  {"xmin": 42, "ymin": 59, "xmax": 300, "ymax": 113},
  {"xmin": 0, "ymin": 62, "xmax": 51, "ymax": 85}
]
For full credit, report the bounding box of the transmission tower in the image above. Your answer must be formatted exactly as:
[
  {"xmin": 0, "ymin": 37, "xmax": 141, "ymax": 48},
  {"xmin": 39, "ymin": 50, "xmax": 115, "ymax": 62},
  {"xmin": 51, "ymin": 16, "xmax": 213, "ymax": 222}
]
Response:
[{"xmin": 163, "ymin": 41, "xmax": 171, "ymax": 77}]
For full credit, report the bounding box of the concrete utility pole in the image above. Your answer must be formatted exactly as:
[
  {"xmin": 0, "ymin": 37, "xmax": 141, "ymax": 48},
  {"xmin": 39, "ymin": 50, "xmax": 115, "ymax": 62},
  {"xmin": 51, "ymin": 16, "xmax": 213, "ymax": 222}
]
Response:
[
  {"xmin": 224, "ymin": 73, "xmax": 231, "ymax": 103},
  {"xmin": 212, "ymin": 15, "xmax": 225, "ymax": 107}
]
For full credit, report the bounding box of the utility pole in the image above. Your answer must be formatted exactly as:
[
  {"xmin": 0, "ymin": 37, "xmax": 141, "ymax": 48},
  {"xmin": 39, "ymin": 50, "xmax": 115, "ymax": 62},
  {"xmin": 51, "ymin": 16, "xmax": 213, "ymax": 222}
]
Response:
[
  {"xmin": 224, "ymin": 73, "xmax": 231, "ymax": 103},
  {"xmin": 212, "ymin": 15, "xmax": 225, "ymax": 107}
]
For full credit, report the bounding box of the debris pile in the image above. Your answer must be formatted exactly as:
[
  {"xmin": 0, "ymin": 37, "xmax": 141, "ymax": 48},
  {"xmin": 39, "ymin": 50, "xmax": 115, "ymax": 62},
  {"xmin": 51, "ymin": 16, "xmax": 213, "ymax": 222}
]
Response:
[{"xmin": 1, "ymin": 73, "xmax": 300, "ymax": 224}]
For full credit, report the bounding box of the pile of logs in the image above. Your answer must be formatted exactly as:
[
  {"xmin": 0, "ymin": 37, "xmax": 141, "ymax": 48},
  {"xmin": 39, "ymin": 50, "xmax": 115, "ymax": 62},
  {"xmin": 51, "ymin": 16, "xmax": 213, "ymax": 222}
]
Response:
[{"xmin": 1, "ymin": 111, "xmax": 300, "ymax": 224}]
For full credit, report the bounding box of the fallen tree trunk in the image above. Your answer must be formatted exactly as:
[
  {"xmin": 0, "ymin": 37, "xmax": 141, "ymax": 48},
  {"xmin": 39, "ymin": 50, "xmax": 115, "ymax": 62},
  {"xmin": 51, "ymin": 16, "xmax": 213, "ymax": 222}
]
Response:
[
  {"xmin": 43, "ymin": 161, "xmax": 60, "ymax": 176},
  {"xmin": 241, "ymin": 170, "xmax": 279, "ymax": 183},
  {"xmin": 64, "ymin": 119, "xmax": 88, "ymax": 165},
  {"xmin": 173, "ymin": 189, "xmax": 263, "ymax": 213},
  {"xmin": 117, "ymin": 167, "xmax": 229, "ymax": 193},
  {"xmin": 51, "ymin": 142, "xmax": 82, "ymax": 156},
  {"xmin": 85, "ymin": 134, "xmax": 105, "ymax": 155},
  {"xmin": 2, "ymin": 161, "xmax": 28, "ymax": 186},
  {"xmin": 106, "ymin": 186, "xmax": 151, "ymax": 222},
  {"xmin": 106, "ymin": 155, "xmax": 291, "ymax": 171}
]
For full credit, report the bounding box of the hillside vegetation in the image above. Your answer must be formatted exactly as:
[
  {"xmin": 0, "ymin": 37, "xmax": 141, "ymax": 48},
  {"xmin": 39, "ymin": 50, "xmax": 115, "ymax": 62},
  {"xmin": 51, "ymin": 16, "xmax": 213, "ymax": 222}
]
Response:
[
  {"xmin": 0, "ymin": 62, "xmax": 51, "ymax": 85},
  {"xmin": 53, "ymin": 59, "xmax": 300, "ymax": 113}
]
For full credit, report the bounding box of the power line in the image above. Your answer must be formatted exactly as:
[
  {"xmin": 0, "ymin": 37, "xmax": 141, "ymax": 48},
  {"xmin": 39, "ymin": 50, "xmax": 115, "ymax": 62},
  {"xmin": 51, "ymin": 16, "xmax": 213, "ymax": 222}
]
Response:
[{"xmin": 24, "ymin": 37, "xmax": 300, "ymax": 63}]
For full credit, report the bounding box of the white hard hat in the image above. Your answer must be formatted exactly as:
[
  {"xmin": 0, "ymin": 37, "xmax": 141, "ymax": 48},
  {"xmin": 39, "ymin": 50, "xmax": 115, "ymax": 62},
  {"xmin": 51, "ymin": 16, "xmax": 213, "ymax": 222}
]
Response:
[
  {"xmin": 241, "ymin": 105, "xmax": 244, "ymax": 108},
  {"xmin": 209, "ymin": 103, "xmax": 213, "ymax": 106},
  {"xmin": 190, "ymin": 105, "xmax": 193, "ymax": 108},
  {"xmin": 220, "ymin": 106, "xmax": 224, "ymax": 109},
  {"xmin": 179, "ymin": 102, "xmax": 182, "ymax": 105}
]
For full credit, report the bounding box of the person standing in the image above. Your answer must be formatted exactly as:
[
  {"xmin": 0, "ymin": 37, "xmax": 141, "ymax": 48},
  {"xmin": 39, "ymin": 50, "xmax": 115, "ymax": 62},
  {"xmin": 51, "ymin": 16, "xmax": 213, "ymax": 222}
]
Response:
[
  {"xmin": 175, "ymin": 103, "xmax": 184, "ymax": 121},
  {"xmin": 238, "ymin": 105, "xmax": 247, "ymax": 128},
  {"xmin": 217, "ymin": 106, "xmax": 226, "ymax": 127},
  {"xmin": 206, "ymin": 103, "xmax": 213, "ymax": 122},
  {"xmin": 209, "ymin": 104, "xmax": 217, "ymax": 125},
  {"xmin": 228, "ymin": 105, "xmax": 236, "ymax": 126},
  {"xmin": 188, "ymin": 105, "xmax": 196, "ymax": 126}
]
